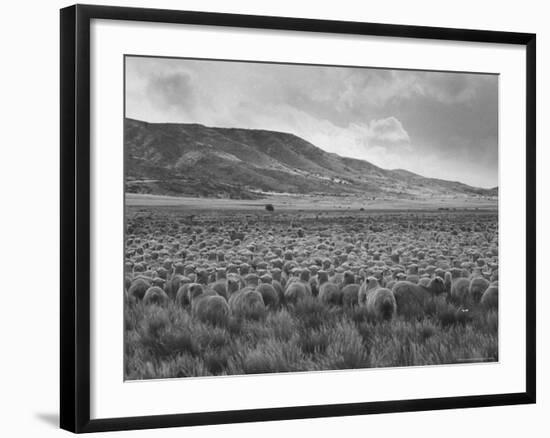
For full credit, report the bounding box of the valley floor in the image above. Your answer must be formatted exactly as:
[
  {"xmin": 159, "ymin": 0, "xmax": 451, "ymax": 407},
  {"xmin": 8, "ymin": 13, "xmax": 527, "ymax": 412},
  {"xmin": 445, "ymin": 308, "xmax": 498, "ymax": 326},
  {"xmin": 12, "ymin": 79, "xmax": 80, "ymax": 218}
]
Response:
[{"xmin": 126, "ymin": 193, "xmax": 498, "ymax": 211}]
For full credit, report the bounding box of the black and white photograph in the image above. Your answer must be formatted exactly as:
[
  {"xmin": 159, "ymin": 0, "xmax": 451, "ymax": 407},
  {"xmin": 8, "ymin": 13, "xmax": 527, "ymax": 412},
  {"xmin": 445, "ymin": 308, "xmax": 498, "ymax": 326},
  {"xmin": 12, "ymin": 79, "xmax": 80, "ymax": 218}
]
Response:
[{"xmin": 123, "ymin": 56, "xmax": 499, "ymax": 380}]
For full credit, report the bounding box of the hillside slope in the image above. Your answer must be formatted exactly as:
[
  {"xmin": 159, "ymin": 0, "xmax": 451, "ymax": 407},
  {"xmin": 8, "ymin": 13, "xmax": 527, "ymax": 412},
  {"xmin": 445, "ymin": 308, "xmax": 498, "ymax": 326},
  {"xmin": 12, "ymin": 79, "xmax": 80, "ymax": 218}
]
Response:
[{"xmin": 125, "ymin": 118, "xmax": 497, "ymax": 200}]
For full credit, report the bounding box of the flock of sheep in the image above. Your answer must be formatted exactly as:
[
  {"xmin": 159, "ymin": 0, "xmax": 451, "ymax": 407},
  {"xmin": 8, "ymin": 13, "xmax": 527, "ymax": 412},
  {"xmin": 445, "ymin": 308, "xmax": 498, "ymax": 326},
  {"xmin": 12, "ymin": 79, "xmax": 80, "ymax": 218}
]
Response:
[{"xmin": 125, "ymin": 209, "xmax": 498, "ymax": 329}]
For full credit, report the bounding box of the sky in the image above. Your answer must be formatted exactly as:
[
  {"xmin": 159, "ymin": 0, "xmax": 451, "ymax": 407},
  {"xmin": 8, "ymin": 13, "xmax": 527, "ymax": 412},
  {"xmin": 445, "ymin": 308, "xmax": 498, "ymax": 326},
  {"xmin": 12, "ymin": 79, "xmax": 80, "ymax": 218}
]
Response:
[{"xmin": 125, "ymin": 56, "xmax": 498, "ymax": 188}]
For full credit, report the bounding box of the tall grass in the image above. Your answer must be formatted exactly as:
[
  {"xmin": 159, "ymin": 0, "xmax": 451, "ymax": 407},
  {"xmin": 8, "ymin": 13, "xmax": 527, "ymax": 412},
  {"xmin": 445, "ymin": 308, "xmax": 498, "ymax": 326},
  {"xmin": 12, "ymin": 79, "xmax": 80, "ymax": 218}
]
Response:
[{"xmin": 125, "ymin": 297, "xmax": 498, "ymax": 380}]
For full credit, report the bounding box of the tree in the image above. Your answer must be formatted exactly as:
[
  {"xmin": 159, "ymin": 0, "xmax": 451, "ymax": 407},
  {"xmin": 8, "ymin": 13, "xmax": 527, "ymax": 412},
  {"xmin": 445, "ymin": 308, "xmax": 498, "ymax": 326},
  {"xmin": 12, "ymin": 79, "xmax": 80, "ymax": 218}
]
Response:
[{"xmin": 265, "ymin": 204, "xmax": 275, "ymax": 212}]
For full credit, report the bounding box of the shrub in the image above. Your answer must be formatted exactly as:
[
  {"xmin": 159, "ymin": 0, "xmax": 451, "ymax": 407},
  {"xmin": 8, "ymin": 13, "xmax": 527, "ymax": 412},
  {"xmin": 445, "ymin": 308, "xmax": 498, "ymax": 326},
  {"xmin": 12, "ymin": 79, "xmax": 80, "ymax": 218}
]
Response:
[
  {"xmin": 291, "ymin": 296, "xmax": 332, "ymax": 330},
  {"xmin": 298, "ymin": 328, "xmax": 330, "ymax": 355},
  {"xmin": 323, "ymin": 321, "xmax": 368, "ymax": 369},
  {"xmin": 265, "ymin": 204, "xmax": 275, "ymax": 212}
]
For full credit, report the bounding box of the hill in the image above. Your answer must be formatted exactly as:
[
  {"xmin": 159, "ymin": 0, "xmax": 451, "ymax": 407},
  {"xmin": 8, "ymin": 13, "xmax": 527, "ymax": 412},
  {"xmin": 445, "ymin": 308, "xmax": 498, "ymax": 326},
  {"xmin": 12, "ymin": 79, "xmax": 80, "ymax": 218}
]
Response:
[{"xmin": 125, "ymin": 118, "xmax": 497, "ymax": 201}]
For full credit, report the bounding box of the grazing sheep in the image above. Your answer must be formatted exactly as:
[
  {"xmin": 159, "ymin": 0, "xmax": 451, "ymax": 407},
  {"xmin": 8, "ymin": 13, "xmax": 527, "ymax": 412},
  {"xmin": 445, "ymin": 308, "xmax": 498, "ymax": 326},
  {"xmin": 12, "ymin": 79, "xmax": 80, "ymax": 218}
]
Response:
[
  {"xmin": 450, "ymin": 267, "xmax": 466, "ymax": 279},
  {"xmin": 418, "ymin": 277, "xmax": 431, "ymax": 287},
  {"xmin": 469, "ymin": 277, "xmax": 490, "ymax": 303},
  {"xmin": 124, "ymin": 275, "xmax": 132, "ymax": 291},
  {"xmin": 392, "ymin": 281, "xmax": 432, "ymax": 318},
  {"xmin": 186, "ymin": 283, "xmax": 205, "ymax": 304},
  {"xmin": 330, "ymin": 271, "xmax": 345, "ymax": 288},
  {"xmin": 341, "ymin": 283, "xmax": 359, "ymax": 308},
  {"xmin": 175, "ymin": 283, "xmax": 192, "ymax": 307},
  {"xmin": 270, "ymin": 269, "xmax": 285, "ymax": 303},
  {"xmin": 425, "ymin": 277, "xmax": 446, "ymax": 296},
  {"xmin": 256, "ymin": 283, "xmax": 279, "ymax": 308},
  {"xmin": 451, "ymin": 277, "xmax": 470, "ymax": 303},
  {"xmin": 318, "ymin": 270, "xmax": 342, "ymax": 305},
  {"xmin": 196, "ymin": 270, "xmax": 209, "ymax": 285},
  {"xmin": 284, "ymin": 269, "xmax": 310, "ymax": 298},
  {"xmin": 298, "ymin": 269, "xmax": 313, "ymax": 295},
  {"xmin": 174, "ymin": 263, "xmax": 185, "ymax": 275},
  {"xmin": 358, "ymin": 276, "xmax": 380, "ymax": 307},
  {"xmin": 229, "ymin": 288, "xmax": 266, "ymax": 319},
  {"xmin": 210, "ymin": 279, "xmax": 229, "ymax": 299},
  {"xmin": 226, "ymin": 275, "xmax": 241, "ymax": 296},
  {"xmin": 143, "ymin": 286, "xmax": 169, "ymax": 306},
  {"xmin": 156, "ymin": 267, "xmax": 169, "ymax": 280},
  {"xmin": 480, "ymin": 284, "xmax": 498, "ymax": 310},
  {"xmin": 244, "ymin": 273, "xmax": 260, "ymax": 288},
  {"xmin": 166, "ymin": 274, "xmax": 188, "ymax": 299},
  {"xmin": 444, "ymin": 271, "xmax": 452, "ymax": 294},
  {"xmin": 366, "ymin": 286, "xmax": 397, "ymax": 321},
  {"xmin": 240, "ymin": 264, "xmax": 251, "ymax": 276},
  {"xmin": 192, "ymin": 293, "xmax": 230, "ymax": 326},
  {"xmin": 342, "ymin": 271, "xmax": 355, "ymax": 287},
  {"xmin": 162, "ymin": 259, "xmax": 173, "ymax": 271},
  {"xmin": 284, "ymin": 281, "xmax": 311, "ymax": 304},
  {"xmin": 215, "ymin": 268, "xmax": 227, "ymax": 281},
  {"xmin": 128, "ymin": 278, "xmax": 151, "ymax": 301},
  {"xmin": 151, "ymin": 277, "xmax": 165, "ymax": 289}
]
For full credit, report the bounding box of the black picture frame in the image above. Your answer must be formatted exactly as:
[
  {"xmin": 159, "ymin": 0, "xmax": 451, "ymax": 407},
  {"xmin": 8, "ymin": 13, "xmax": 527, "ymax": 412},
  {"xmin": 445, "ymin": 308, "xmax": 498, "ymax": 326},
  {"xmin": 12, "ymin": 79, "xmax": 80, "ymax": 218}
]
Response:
[{"xmin": 60, "ymin": 4, "xmax": 536, "ymax": 433}]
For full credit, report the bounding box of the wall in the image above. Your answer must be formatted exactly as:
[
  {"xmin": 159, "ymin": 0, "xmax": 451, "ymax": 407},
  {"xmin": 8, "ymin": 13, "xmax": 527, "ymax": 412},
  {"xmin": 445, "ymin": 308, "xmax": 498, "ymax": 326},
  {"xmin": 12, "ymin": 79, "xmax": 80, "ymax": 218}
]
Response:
[{"xmin": 0, "ymin": 0, "xmax": 545, "ymax": 436}]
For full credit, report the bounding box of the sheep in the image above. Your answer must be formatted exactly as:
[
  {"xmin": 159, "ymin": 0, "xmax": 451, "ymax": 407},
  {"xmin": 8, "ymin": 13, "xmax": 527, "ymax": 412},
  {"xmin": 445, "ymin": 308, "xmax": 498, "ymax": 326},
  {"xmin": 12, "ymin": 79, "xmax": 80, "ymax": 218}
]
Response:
[
  {"xmin": 309, "ymin": 274, "xmax": 320, "ymax": 297},
  {"xmin": 166, "ymin": 274, "xmax": 189, "ymax": 299},
  {"xmin": 469, "ymin": 277, "xmax": 490, "ymax": 303},
  {"xmin": 128, "ymin": 278, "xmax": 151, "ymax": 301},
  {"xmin": 480, "ymin": 284, "xmax": 498, "ymax": 310},
  {"xmin": 229, "ymin": 287, "xmax": 266, "ymax": 319},
  {"xmin": 173, "ymin": 263, "xmax": 185, "ymax": 275},
  {"xmin": 342, "ymin": 283, "xmax": 360, "ymax": 308},
  {"xmin": 444, "ymin": 271, "xmax": 452, "ymax": 294},
  {"xmin": 451, "ymin": 277, "xmax": 470, "ymax": 303},
  {"xmin": 450, "ymin": 267, "xmax": 466, "ymax": 279},
  {"xmin": 366, "ymin": 286, "xmax": 397, "ymax": 321},
  {"xmin": 195, "ymin": 269, "xmax": 209, "ymax": 285},
  {"xmin": 392, "ymin": 280, "xmax": 433, "ymax": 318},
  {"xmin": 418, "ymin": 277, "xmax": 431, "ymax": 287},
  {"xmin": 124, "ymin": 275, "xmax": 133, "ymax": 291},
  {"xmin": 357, "ymin": 276, "xmax": 396, "ymax": 319},
  {"xmin": 299, "ymin": 269, "xmax": 313, "ymax": 295},
  {"xmin": 143, "ymin": 286, "xmax": 169, "ymax": 306},
  {"xmin": 175, "ymin": 283, "xmax": 192, "ymax": 307},
  {"xmin": 244, "ymin": 273, "xmax": 260, "ymax": 288},
  {"xmin": 284, "ymin": 280, "xmax": 311, "ymax": 304},
  {"xmin": 270, "ymin": 269, "xmax": 285, "ymax": 302},
  {"xmin": 358, "ymin": 276, "xmax": 377, "ymax": 307},
  {"xmin": 192, "ymin": 293, "xmax": 230, "ymax": 326},
  {"xmin": 210, "ymin": 279, "xmax": 229, "ymax": 299},
  {"xmin": 156, "ymin": 267, "xmax": 169, "ymax": 280},
  {"xmin": 226, "ymin": 275, "xmax": 241, "ymax": 296},
  {"xmin": 318, "ymin": 270, "xmax": 342, "ymax": 305},
  {"xmin": 186, "ymin": 283, "xmax": 206, "ymax": 304},
  {"xmin": 256, "ymin": 283, "xmax": 279, "ymax": 308}
]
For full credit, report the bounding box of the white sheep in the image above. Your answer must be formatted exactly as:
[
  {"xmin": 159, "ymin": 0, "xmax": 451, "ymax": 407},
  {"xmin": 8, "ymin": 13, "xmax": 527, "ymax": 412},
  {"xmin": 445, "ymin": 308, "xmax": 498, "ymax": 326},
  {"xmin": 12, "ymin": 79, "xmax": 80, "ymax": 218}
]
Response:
[
  {"xmin": 143, "ymin": 286, "xmax": 169, "ymax": 306},
  {"xmin": 469, "ymin": 277, "xmax": 490, "ymax": 303},
  {"xmin": 317, "ymin": 271, "xmax": 342, "ymax": 305},
  {"xmin": 192, "ymin": 293, "xmax": 230, "ymax": 326},
  {"xmin": 229, "ymin": 287, "xmax": 266, "ymax": 319},
  {"xmin": 480, "ymin": 284, "xmax": 498, "ymax": 310}
]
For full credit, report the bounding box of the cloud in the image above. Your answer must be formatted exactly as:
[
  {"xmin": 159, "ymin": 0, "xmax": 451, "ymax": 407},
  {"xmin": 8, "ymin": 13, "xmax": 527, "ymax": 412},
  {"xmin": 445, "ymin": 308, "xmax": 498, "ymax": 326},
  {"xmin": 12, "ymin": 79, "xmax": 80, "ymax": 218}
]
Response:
[
  {"xmin": 367, "ymin": 117, "xmax": 410, "ymax": 144},
  {"xmin": 146, "ymin": 71, "xmax": 195, "ymax": 111}
]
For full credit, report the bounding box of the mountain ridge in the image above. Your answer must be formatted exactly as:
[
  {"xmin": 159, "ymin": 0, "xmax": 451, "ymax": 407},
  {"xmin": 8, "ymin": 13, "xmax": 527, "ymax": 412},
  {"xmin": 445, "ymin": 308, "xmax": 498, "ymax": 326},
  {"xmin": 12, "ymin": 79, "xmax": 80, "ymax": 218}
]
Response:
[{"xmin": 124, "ymin": 118, "xmax": 498, "ymax": 200}]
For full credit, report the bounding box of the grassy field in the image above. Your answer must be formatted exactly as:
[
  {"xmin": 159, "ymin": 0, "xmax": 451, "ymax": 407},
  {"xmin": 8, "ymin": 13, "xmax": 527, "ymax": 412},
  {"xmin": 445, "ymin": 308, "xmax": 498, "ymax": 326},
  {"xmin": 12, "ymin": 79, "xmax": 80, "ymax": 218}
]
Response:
[
  {"xmin": 126, "ymin": 193, "xmax": 498, "ymax": 211},
  {"xmin": 125, "ymin": 294, "xmax": 497, "ymax": 379},
  {"xmin": 124, "ymin": 205, "xmax": 498, "ymax": 380}
]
